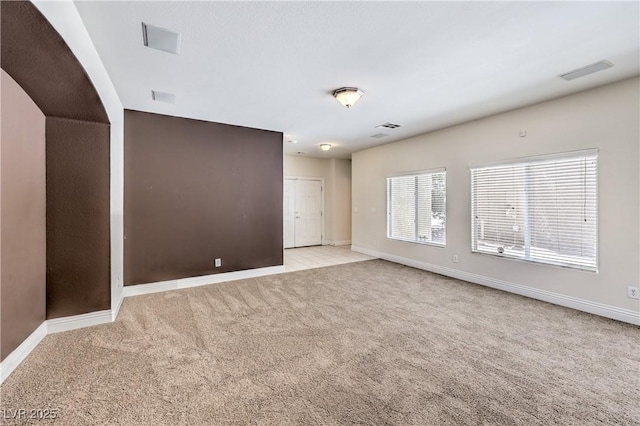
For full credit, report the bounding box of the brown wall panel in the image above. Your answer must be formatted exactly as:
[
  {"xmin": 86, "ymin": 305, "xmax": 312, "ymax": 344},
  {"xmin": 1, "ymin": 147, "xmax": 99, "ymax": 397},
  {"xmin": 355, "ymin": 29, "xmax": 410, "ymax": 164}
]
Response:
[
  {"xmin": 0, "ymin": 70, "xmax": 47, "ymax": 360},
  {"xmin": 0, "ymin": 1, "xmax": 109, "ymax": 124},
  {"xmin": 46, "ymin": 118, "xmax": 111, "ymax": 318},
  {"xmin": 124, "ymin": 110, "xmax": 283, "ymax": 285}
]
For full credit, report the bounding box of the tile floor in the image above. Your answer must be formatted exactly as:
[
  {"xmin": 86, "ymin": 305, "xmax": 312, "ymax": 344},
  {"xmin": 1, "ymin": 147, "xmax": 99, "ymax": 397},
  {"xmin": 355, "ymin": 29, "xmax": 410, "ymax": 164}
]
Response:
[{"xmin": 284, "ymin": 245, "xmax": 375, "ymax": 272}]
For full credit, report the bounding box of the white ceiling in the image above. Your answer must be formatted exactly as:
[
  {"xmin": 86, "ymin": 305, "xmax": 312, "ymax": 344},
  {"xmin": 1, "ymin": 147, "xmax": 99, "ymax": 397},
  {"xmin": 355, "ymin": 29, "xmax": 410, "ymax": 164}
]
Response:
[{"xmin": 74, "ymin": 1, "xmax": 639, "ymax": 159}]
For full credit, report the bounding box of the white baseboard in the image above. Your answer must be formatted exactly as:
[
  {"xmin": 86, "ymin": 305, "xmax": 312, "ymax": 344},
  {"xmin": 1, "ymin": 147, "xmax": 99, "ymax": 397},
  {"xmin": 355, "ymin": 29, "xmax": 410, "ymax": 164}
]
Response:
[
  {"xmin": 1, "ymin": 309, "xmax": 115, "ymax": 384},
  {"xmin": 351, "ymin": 245, "xmax": 640, "ymax": 326},
  {"xmin": 0, "ymin": 322, "xmax": 47, "ymax": 384},
  {"xmin": 112, "ymin": 293, "xmax": 124, "ymax": 322},
  {"xmin": 123, "ymin": 265, "xmax": 286, "ymax": 298},
  {"xmin": 324, "ymin": 240, "xmax": 352, "ymax": 246},
  {"xmin": 47, "ymin": 309, "xmax": 113, "ymax": 334}
]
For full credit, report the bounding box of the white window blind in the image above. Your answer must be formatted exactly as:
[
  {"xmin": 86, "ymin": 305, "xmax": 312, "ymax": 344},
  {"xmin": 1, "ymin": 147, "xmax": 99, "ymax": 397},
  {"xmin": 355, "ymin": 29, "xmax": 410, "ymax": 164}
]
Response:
[
  {"xmin": 387, "ymin": 170, "xmax": 446, "ymax": 246},
  {"xmin": 471, "ymin": 150, "xmax": 598, "ymax": 271}
]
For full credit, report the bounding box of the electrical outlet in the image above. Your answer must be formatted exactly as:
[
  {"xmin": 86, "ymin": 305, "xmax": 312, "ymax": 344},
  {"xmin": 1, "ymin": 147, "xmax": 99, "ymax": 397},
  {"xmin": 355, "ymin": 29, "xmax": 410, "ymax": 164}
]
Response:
[
  {"xmin": 453, "ymin": 255, "xmax": 459, "ymax": 263},
  {"xmin": 373, "ymin": 239, "xmax": 377, "ymax": 246},
  {"xmin": 215, "ymin": 258, "xmax": 222, "ymax": 267},
  {"xmin": 628, "ymin": 286, "xmax": 639, "ymax": 299}
]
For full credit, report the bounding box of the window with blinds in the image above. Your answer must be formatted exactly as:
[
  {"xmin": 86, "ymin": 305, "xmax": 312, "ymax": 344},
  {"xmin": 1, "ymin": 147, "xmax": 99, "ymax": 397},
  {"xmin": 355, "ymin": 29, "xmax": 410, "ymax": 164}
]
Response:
[
  {"xmin": 470, "ymin": 150, "xmax": 598, "ymax": 271},
  {"xmin": 387, "ymin": 169, "xmax": 446, "ymax": 246}
]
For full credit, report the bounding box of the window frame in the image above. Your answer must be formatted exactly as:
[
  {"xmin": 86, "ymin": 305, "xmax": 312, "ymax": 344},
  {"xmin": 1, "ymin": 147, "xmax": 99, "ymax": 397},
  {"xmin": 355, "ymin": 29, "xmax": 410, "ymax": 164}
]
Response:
[
  {"xmin": 386, "ymin": 168, "xmax": 447, "ymax": 247},
  {"xmin": 470, "ymin": 149, "xmax": 599, "ymax": 272}
]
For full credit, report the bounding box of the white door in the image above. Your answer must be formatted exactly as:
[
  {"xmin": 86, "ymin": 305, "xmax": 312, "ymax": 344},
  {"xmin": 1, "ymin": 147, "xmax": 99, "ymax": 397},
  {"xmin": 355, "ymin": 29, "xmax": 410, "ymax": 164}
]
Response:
[
  {"xmin": 284, "ymin": 178, "xmax": 323, "ymax": 248},
  {"xmin": 284, "ymin": 179, "xmax": 296, "ymax": 248},
  {"xmin": 295, "ymin": 179, "xmax": 323, "ymax": 247}
]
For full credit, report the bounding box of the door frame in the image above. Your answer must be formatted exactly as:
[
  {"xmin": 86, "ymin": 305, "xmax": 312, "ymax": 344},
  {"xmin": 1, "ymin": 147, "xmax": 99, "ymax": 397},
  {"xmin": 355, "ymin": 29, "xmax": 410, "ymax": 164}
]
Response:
[{"xmin": 284, "ymin": 176, "xmax": 325, "ymax": 247}]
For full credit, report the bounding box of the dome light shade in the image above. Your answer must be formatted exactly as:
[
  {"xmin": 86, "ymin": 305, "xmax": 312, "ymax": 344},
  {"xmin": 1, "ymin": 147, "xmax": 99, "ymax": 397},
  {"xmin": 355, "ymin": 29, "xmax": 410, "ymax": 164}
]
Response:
[
  {"xmin": 333, "ymin": 87, "xmax": 364, "ymax": 108},
  {"xmin": 320, "ymin": 144, "xmax": 332, "ymax": 151}
]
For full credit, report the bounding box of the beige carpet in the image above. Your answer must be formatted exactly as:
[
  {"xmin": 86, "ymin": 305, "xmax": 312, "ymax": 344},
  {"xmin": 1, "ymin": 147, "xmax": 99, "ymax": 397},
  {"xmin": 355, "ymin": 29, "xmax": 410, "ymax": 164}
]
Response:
[{"xmin": 1, "ymin": 260, "xmax": 639, "ymax": 425}]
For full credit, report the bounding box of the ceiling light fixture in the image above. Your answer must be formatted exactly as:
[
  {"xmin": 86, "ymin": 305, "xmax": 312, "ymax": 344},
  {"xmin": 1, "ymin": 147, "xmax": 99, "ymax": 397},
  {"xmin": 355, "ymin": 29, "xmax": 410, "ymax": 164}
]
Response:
[
  {"xmin": 320, "ymin": 144, "xmax": 332, "ymax": 151},
  {"xmin": 333, "ymin": 87, "xmax": 364, "ymax": 108}
]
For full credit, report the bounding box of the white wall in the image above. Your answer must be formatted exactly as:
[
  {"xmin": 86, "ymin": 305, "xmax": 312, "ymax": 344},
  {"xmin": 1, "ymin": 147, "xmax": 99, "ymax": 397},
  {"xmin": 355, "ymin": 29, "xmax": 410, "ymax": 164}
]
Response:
[
  {"xmin": 352, "ymin": 77, "xmax": 639, "ymax": 317},
  {"xmin": 285, "ymin": 155, "xmax": 330, "ymax": 179},
  {"xmin": 33, "ymin": 0, "xmax": 125, "ymax": 318},
  {"xmin": 284, "ymin": 155, "xmax": 352, "ymax": 244}
]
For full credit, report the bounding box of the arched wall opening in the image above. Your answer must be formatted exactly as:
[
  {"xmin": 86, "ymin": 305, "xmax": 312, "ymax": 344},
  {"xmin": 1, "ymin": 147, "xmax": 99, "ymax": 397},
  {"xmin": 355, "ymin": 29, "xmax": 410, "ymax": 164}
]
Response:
[{"xmin": 1, "ymin": 1, "xmax": 113, "ymax": 359}]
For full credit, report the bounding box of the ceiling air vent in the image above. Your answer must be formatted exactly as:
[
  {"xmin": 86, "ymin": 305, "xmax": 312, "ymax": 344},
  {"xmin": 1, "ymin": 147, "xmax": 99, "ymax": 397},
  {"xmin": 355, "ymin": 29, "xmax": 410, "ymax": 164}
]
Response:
[
  {"xmin": 151, "ymin": 90, "xmax": 176, "ymax": 104},
  {"xmin": 376, "ymin": 122, "xmax": 401, "ymax": 129},
  {"xmin": 142, "ymin": 22, "xmax": 181, "ymax": 54},
  {"xmin": 370, "ymin": 133, "xmax": 388, "ymax": 139},
  {"xmin": 559, "ymin": 60, "xmax": 613, "ymax": 81}
]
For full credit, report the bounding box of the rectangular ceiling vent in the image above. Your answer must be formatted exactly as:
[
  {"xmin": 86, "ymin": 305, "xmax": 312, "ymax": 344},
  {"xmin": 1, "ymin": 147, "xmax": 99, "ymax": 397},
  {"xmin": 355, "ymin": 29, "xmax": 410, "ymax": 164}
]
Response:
[
  {"xmin": 376, "ymin": 122, "xmax": 401, "ymax": 129},
  {"xmin": 370, "ymin": 133, "xmax": 389, "ymax": 139},
  {"xmin": 151, "ymin": 90, "xmax": 176, "ymax": 104},
  {"xmin": 559, "ymin": 60, "xmax": 613, "ymax": 81},
  {"xmin": 142, "ymin": 22, "xmax": 181, "ymax": 54}
]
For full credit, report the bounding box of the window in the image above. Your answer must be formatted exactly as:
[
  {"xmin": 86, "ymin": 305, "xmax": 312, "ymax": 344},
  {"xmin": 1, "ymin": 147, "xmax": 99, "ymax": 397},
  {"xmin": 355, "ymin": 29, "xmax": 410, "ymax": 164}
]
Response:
[
  {"xmin": 387, "ymin": 169, "xmax": 446, "ymax": 246},
  {"xmin": 471, "ymin": 150, "xmax": 598, "ymax": 271}
]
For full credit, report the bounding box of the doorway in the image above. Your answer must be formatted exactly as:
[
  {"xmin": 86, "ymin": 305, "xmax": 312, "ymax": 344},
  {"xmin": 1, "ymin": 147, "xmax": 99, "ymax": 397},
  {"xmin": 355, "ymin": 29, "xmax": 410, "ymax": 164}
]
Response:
[{"xmin": 284, "ymin": 178, "xmax": 323, "ymax": 248}]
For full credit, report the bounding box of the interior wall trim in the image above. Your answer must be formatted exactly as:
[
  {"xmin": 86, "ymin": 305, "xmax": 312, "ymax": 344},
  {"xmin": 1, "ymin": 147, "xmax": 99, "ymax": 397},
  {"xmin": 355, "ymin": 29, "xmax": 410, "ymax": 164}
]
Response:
[
  {"xmin": 112, "ymin": 292, "xmax": 124, "ymax": 322},
  {"xmin": 1, "ymin": 310, "xmax": 111, "ymax": 385},
  {"xmin": 47, "ymin": 310, "xmax": 113, "ymax": 334},
  {"xmin": 123, "ymin": 265, "xmax": 286, "ymax": 298},
  {"xmin": 351, "ymin": 246, "xmax": 640, "ymax": 326},
  {"xmin": 0, "ymin": 322, "xmax": 47, "ymax": 385}
]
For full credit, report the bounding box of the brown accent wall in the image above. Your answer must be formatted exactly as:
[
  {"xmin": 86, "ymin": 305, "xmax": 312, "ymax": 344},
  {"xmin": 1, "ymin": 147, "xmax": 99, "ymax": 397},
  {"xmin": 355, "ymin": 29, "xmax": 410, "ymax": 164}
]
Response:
[
  {"xmin": 1, "ymin": 1, "xmax": 113, "ymax": 323},
  {"xmin": 1, "ymin": 70, "xmax": 47, "ymax": 360},
  {"xmin": 124, "ymin": 110, "xmax": 283, "ymax": 285},
  {"xmin": 46, "ymin": 118, "xmax": 111, "ymax": 318},
  {"xmin": 1, "ymin": 1, "xmax": 109, "ymax": 124}
]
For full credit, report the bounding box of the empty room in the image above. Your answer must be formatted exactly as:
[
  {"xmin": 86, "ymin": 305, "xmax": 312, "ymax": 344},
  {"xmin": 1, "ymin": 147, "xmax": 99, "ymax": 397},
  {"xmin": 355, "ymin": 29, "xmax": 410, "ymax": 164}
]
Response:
[{"xmin": 1, "ymin": 1, "xmax": 638, "ymax": 424}]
